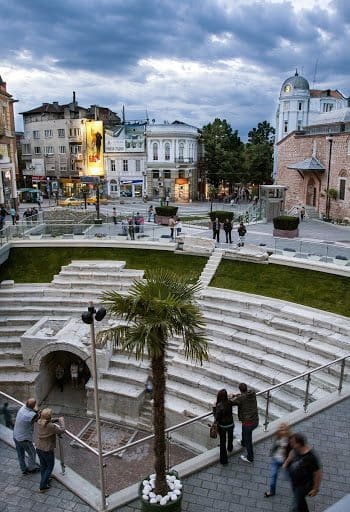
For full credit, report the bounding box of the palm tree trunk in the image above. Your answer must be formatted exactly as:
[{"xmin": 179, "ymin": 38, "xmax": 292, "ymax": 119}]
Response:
[{"xmin": 151, "ymin": 351, "xmax": 167, "ymax": 496}]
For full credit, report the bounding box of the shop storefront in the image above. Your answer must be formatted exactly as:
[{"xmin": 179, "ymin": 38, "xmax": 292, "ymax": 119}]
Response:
[
  {"xmin": 120, "ymin": 179, "xmax": 143, "ymax": 198},
  {"xmin": 60, "ymin": 177, "xmax": 83, "ymax": 197},
  {"xmin": 174, "ymin": 178, "xmax": 190, "ymax": 202}
]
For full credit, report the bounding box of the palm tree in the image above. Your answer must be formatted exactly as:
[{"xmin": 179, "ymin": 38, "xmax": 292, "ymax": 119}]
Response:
[{"xmin": 97, "ymin": 269, "xmax": 209, "ymax": 496}]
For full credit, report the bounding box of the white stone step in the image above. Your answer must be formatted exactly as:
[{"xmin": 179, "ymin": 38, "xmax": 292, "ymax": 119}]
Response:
[
  {"xmin": 58, "ymin": 269, "xmax": 144, "ymax": 279},
  {"xmin": 109, "ymin": 352, "xmax": 150, "ymax": 371},
  {"xmin": 63, "ymin": 260, "xmax": 126, "ymax": 271},
  {"xmin": 0, "ymin": 371, "xmax": 37, "ymax": 383},
  {"xmin": 0, "ymin": 316, "xmax": 38, "ymax": 326},
  {"xmin": 51, "ymin": 279, "xmax": 132, "ymax": 291},
  {"xmin": 202, "ymin": 325, "xmax": 340, "ymax": 378},
  {"xmin": 87, "ymin": 378, "xmax": 144, "ymax": 398},
  {"xmin": 102, "ymin": 366, "xmax": 149, "ymax": 387},
  {"xmin": 0, "ymin": 347, "xmax": 22, "ymax": 360},
  {"xmin": 0, "ymin": 305, "xmax": 85, "ymax": 316},
  {"xmin": 0, "ymin": 338, "xmax": 22, "ymax": 349},
  {"xmin": 203, "ymin": 288, "xmax": 350, "ymax": 336},
  {"xmin": 0, "ymin": 358, "xmax": 26, "ymax": 371}
]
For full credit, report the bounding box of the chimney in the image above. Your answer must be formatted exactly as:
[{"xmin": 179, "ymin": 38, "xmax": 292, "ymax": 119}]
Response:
[{"xmin": 73, "ymin": 91, "xmax": 76, "ymax": 104}]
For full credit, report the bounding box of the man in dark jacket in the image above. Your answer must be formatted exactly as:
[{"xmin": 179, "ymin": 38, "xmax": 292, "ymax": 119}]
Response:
[{"xmin": 231, "ymin": 383, "xmax": 259, "ymax": 463}]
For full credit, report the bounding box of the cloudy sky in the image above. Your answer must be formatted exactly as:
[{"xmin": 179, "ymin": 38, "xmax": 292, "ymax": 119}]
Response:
[{"xmin": 1, "ymin": 0, "xmax": 349, "ymax": 138}]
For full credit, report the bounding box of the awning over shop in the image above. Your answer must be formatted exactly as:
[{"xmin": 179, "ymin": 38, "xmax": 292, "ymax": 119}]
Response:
[
  {"xmin": 287, "ymin": 157, "xmax": 325, "ymax": 172},
  {"xmin": 120, "ymin": 179, "xmax": 143, "ymax": 184}
]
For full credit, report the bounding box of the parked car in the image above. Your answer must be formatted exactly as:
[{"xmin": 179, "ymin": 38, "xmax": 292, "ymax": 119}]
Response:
[
  {"xmin": 58, "ymin": 197, "xmax": 83, "ymax": 207},
  {"xmin": 86, "ymin": 196, "xmax": 108, "ymax": 205}
]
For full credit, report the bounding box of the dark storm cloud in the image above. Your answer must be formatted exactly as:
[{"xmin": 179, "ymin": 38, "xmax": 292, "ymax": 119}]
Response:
[
  {"xmin": 0, "ymin": 0, "xmax": 346, "ymax": 76},
  {"xmin": 1, "ymin": 0, "xmax": 350, "ymax": 137}
]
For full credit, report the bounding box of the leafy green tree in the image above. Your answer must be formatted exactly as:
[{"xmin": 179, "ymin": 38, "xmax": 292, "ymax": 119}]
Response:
[
  {"xmin": 201, "ymin": 118, "xmax": 243, "ymax": 188},
  {"xmin": 97, "ymin": 270, "xmax": 209, "ymax": 496},
  {"xmin": 244, "ymin": 121, "xmax": 275, "ymax": 184}
]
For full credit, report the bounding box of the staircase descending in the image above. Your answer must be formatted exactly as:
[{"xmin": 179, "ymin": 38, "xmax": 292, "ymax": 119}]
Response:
[{"xmin": 199, "ymin": 249, "xmax": 223, "ymax": 287}]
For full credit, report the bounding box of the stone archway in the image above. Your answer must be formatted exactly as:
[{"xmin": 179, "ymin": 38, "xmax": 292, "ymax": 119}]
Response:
[
  {"xmin": 306, "ymin": 177, "xmax": 317, "ymax": 207},
  {"xmin": 35, "ymin": 349, "xmax": 91, "ymax": 415}
]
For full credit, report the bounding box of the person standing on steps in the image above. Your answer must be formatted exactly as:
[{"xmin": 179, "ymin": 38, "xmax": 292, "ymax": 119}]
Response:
[
  {"xmin": 283, "ymin": 432, "xmax": 322, "ymax": 512},
  {"xmin": 212, "ymin": 217, "xmax": 221, "ymax": 243},
  {"xmin": 213, "ymin": 389, "xmax": 234, "ymax": 465},
  {"xmin": 264, "ymin": 422, "xmax": 291, "ymax": 498},
  {"xmin": 13, "ymin": 398, "xmax": 40, "ymax": 474},
  {"xmin": 223, "ymin": 218, "xmax": 232, "ymax": 243},
  {"xmin": 230, "ymin": 383, "xmax": 259, "ymax": 463},
  {"xmin": 237, "ymin": 221, "xmax": 247, "ymax": 247}
]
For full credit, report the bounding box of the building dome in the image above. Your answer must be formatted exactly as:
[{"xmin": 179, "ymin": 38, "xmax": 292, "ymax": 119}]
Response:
[{"xmin": 281, "ymin": 71, "xmax": 309, "ymax": 95}]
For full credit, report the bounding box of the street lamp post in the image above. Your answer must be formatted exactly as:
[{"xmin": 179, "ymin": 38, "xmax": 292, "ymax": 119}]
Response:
[
  {"xmin": 325, "ymin": 137, "xmax": 333, "ymax": 221},
  {"xmin": 82, "ymin": 303, "xmax": 107, "ymax": 511}
]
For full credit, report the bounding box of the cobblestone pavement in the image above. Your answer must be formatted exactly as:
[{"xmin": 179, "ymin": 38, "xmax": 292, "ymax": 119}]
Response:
[
  {"xmin": 0, "ymin": 441, "xmax": 94, "ymax": 512},
  {"xmin": 119, "ymin": 397, "xmax": 350, "ymax": 512},
  {"xmin": 1, "ymin": 399, "xmax": 349, "ymax": 511}
]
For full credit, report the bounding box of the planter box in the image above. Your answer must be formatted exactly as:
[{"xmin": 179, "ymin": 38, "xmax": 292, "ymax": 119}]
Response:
[
  {"xmin": 156, "ymin": 216, "xmax": 171, "ymax": 226},
  {"xmin": 273, "ymin": 228, "xmax": 299, "ymax": 238}
]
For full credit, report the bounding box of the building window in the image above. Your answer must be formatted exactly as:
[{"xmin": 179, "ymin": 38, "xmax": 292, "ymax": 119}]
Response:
[
  {"xmin": 70, "ymin": 145, "xmax": 82, "ymax": 154},
  {"xmin": 135, "ymin": 160, "xmax": 141, "ymax": 172},
  {"xmin": 178, "ymin": 170, "xmax": 185, "ymax": 179},
  {"xmin": 347, "ymin": 141, "xmax": 350, "ymax": 155},
  {"xmin": 179, "ymin": 142, "xmax": 184, "ymax": 161},
  {"xmin": 34, "ymin": 146, "xmax": 41, "ymax": 154},
  {"xmin": 33, "ymin": 130, "xmax": 40, "ymax": 139},
  {"xmin": 283, "ymin": 102, "xmax": 290, "ymax": 111},
  {"xmin": 69, "ymin": 127, "xmax": 81, "ymax": 137},
  {"xmin": 44, "ymin": 129, "xmax": 53, "ymax": 138},
  {"xmin": 339, "ymin": 178, "xmax": 346, "ymax": 200},
  {"xmin": 123, "ymin": 159, "xmax": 128, "ymax": 172},
  {"xmin": 22, "ymin": 144, "xmax": 31, "ymax": 154},
  {"xmin": 284, "ymin": 121, "xmax": 288, "ymax": 133},
  {"xmin": 45, "ymin": 146, "xmax": 54, "ymax": 155},
  {"xmin": 165, "ymin": 143, "xmax": 170, "ymax": 161},
  {"xmin": 111, "ymin": 160, "xmax": 116, "ymax": 172},
  {"xmin": 298, "ymin": 102, "xmax": 303, "ymax": 111},
  {"xmin": 60, "ymin": 165, "xmax": 67, "ymax": 171},
  {"xmin": 110, "ymin": 179, "xmax": 118, "ymax": 192},
  {"xmin": 59, "ymin": 145, "xmax": 66, "ymax": 154},
  {"xmin": 164, "ymin": 170, "xmax": 171, "ymax": 179},
  {"xmin": 323, "ymin": 103, "xmax": 334, "ymax": 112},
  {"xmin": 153, "ymin": 142, "xmax": 158, "ymax": 160},
  {"xmin": 58, "ymin": 128, "xmax": 65, "ymax": 137},
  {"xmin": 153, "ymin": 170, "xmax": 159, "ymax": 179}
]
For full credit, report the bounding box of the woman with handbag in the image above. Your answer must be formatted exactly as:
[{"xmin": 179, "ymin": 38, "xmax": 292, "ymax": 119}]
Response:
[{"xmin": 213, "ymin": 389, "xmax": 234, "ymax": 465}]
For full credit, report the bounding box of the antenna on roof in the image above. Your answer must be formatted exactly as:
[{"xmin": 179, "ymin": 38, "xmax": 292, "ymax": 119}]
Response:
[
  {"xmin": 122, "ymin": 105, "xmax": 125, "ymax": 124},
  {"xmin": 312, "ymin": 58, "xmax": 319, "ymax": 89}
]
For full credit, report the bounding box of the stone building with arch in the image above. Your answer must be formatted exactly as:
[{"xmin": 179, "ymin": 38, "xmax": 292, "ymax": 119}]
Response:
[{"xmin": 275, "ymin": 108, "xmax": 350, "ymax": 220}]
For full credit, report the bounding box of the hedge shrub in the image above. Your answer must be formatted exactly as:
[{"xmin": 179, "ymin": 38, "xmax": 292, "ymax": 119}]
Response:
[
  {"xmin": 209, "ymin": 211, "xmax": 234, "ymax": 223},
  {"xmin": 273, "ymin": 215, "xmax": 300, "ymax": 230},
  {"xmin": 155, "ymin": 206, "xmax": 178, "ymax": 217}
]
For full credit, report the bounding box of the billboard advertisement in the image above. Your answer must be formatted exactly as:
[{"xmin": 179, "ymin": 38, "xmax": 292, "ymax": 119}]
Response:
[{"xmin": 86, "ymin": 121, "xmax": 104, "ymax": 176}]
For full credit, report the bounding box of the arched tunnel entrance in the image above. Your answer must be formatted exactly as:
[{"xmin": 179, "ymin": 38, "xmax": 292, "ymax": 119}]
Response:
[{"xmin": 35, "ymin": 350, "xmax": 91, "ymax": 415}]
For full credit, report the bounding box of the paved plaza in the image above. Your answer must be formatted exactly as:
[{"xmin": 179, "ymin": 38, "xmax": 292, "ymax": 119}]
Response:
[{"xmin": 1, "ymin": 397, "xmax": 348, "ymax": 511}]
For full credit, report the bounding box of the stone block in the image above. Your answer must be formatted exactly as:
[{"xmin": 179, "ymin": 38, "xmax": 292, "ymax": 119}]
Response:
[
  {"xmin": 176, "ymin": 236, "xmax": 216, "ymax": 255},
  {"xmin": 0, "ymin": 280, "xmax": 14, "ymax": 288}
]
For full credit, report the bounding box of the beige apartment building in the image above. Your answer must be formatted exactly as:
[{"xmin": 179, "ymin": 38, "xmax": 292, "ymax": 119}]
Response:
[{"xmin": 0, "ymin": 76, "xmax": 18, "ymax": 206}]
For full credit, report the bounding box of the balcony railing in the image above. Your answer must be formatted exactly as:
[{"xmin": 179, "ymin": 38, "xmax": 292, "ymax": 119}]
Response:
[{"xmin": 175, "ymin": 157, "xmax": 194, "ymax": 164}]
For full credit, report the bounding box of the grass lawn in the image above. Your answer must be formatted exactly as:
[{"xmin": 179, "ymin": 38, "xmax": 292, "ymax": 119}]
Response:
[
  {"xmin": 211, "ymin": 259, "xmax": 350, "ymax": 317},
  {"xmin": 0, "ymin": 247, "xmax": 206, "ymax": 283}
]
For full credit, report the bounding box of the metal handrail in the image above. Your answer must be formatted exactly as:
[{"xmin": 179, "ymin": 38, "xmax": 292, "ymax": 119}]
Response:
[
  {"xmin": 1, "ymin": 354, "xmax": 349, "ymax": 462},
  {"xmin": 102, "ymin": 353, "xmax": 350, "ymax": 458},
  {"xmin": 0, "ymin": 390, "xmax": 99, "ymax": 456}
]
